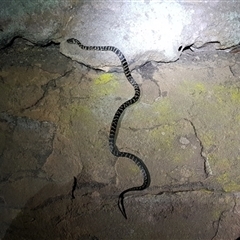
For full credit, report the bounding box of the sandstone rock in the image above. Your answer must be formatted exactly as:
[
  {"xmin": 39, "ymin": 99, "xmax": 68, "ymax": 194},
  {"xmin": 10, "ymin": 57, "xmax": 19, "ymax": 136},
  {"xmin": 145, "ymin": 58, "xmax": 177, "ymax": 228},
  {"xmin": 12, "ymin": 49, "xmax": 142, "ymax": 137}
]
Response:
[
  {"xmin": 0, "ymin": 0, "xmax": 74, "ymax": 47},
  {"xmin": 60, "ymin": 1, "xmax": 240, "ymax": 69},
  {"xmin": 0, "ymin": 1, "xmax": 239, "ymax": 71}
]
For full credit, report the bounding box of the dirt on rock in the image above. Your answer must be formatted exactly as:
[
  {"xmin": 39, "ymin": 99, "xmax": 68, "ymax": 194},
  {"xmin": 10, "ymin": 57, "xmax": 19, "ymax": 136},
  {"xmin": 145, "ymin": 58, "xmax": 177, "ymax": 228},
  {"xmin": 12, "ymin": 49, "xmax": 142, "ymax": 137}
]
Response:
[{"xmin": 0, "ymin": 38, "xmax": 240, "ymax": 240}]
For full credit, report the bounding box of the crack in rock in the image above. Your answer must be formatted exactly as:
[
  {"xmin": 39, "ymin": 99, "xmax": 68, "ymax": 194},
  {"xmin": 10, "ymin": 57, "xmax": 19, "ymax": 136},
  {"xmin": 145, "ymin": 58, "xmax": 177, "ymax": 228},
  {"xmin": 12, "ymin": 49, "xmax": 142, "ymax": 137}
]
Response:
[
  {"xmin": 23, "ymin": 69, "xmax": 72, "ymax": 111},
  {"xmin": 151, "ymin": 181, "xmax": 225, "ymax": 196},
  {"xmin": 211, "ymin": 210, "xmax": 229, "ymax": 240},
  {"xmin": 184, "ymin": 118, "xmax": 213, "ymax": 178},
  {"xmin": 71, "ymin": 176, "xmax": 77, "ymax": 200},
  {"xmin": 127, "ymin": 123, "xmax": 163, "ymax": 132}
]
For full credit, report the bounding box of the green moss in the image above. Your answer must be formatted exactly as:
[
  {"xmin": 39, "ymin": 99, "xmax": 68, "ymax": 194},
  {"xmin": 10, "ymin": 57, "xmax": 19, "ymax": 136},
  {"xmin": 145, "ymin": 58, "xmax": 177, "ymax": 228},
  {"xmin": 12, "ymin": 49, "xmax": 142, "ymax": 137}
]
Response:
[
  {"xmin": 60, "ymin": 73, "xmax": 119, "ymax": 137},
  {"xmin": 200, "ymin": 132, "xmax": 215, "ymax": 149},
  {"xmin": 129, "ymin": 163, "xmax": 141, "ymax": 175},
  {"xmin": 217, "ymin": 158, "xmax": 231, "ymax": 170},
  {"xmin": 92, "ymin": 73, "xmax": 119, "ymax": 97},
  {"xmin": 94, "ymin": 73, "xmax": 114, "ymax": 85},
  {"xmin": 231, "ymin": 88, "xmax": 240, "ymax": 103},
  {"xmin": 178, "ymin": 79, "xmax": 240, "ymax": 132},
  {"xmin": 130, "ymin": 98, "xmax": 176, "ymax": 127},
  {"xmin": 151, "ymin": 98, "xmax": 177, "ymax": 123},
  {"xmin": 212, "ymin": 209, "xmax": 224, "ymax": 221},
  {"xmin": 213, "ymin": 84, "xmax": 240, "ymax": 104},
  {"xmin": 217, "ymin": 173, "xmax": 240, "ymax": 192},
  {"xmin": 180, "ymin": 80, "xmax": 207, "ymax": 96}
]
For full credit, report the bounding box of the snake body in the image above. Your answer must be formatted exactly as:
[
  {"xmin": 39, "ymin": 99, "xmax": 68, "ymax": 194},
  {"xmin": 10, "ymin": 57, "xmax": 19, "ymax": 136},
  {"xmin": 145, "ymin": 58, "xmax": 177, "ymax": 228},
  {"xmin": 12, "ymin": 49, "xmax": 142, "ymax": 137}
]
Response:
[{"xmin": 67, "ymin": 38, "xmax": 151, "ymax": 219}]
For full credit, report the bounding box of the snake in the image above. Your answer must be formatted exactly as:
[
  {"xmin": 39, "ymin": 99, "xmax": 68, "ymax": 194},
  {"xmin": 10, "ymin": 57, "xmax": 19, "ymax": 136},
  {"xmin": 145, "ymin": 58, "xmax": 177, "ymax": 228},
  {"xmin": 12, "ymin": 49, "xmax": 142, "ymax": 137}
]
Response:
[{"xmin": 67, "ymin": 38, "xmax": 151, "ymax": 219}]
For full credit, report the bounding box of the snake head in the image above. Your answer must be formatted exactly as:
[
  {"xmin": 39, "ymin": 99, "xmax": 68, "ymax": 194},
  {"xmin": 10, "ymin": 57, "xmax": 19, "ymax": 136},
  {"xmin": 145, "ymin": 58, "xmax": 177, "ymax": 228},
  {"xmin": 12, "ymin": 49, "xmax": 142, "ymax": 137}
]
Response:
[
  {"xmin": 67, "ymin": 38, "xmax": 75, "ymax": 44},
  {"xmin": 67, "ymin": 38, "xmax": 81, "ymax": 46}
]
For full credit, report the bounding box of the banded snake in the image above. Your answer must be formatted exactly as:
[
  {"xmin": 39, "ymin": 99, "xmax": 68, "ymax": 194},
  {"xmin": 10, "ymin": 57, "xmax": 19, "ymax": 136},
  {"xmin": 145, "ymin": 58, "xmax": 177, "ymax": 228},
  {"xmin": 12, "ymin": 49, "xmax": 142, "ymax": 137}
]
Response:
[{"xmin": 67, "ymin": 38, "xmax": 151, "ymax": 219}]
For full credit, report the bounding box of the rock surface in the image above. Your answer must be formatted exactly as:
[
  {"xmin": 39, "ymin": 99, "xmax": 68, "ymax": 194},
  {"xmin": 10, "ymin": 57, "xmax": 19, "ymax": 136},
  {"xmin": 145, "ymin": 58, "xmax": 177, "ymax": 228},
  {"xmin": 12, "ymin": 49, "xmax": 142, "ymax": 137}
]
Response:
[
  {"xmin": 0, "ymin": 1, "xmax": 240, "ymax": 238},
  {"xmin": 0, "ymin": 38, "xmax": 240, "ymax": 239},
  {"xmin": 1, "ymin": 0, "xmax": 239, "ymax": 70},
  {"xmin": 61, "ymin": 0, "xmax": 240, "ymax": 70}
]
